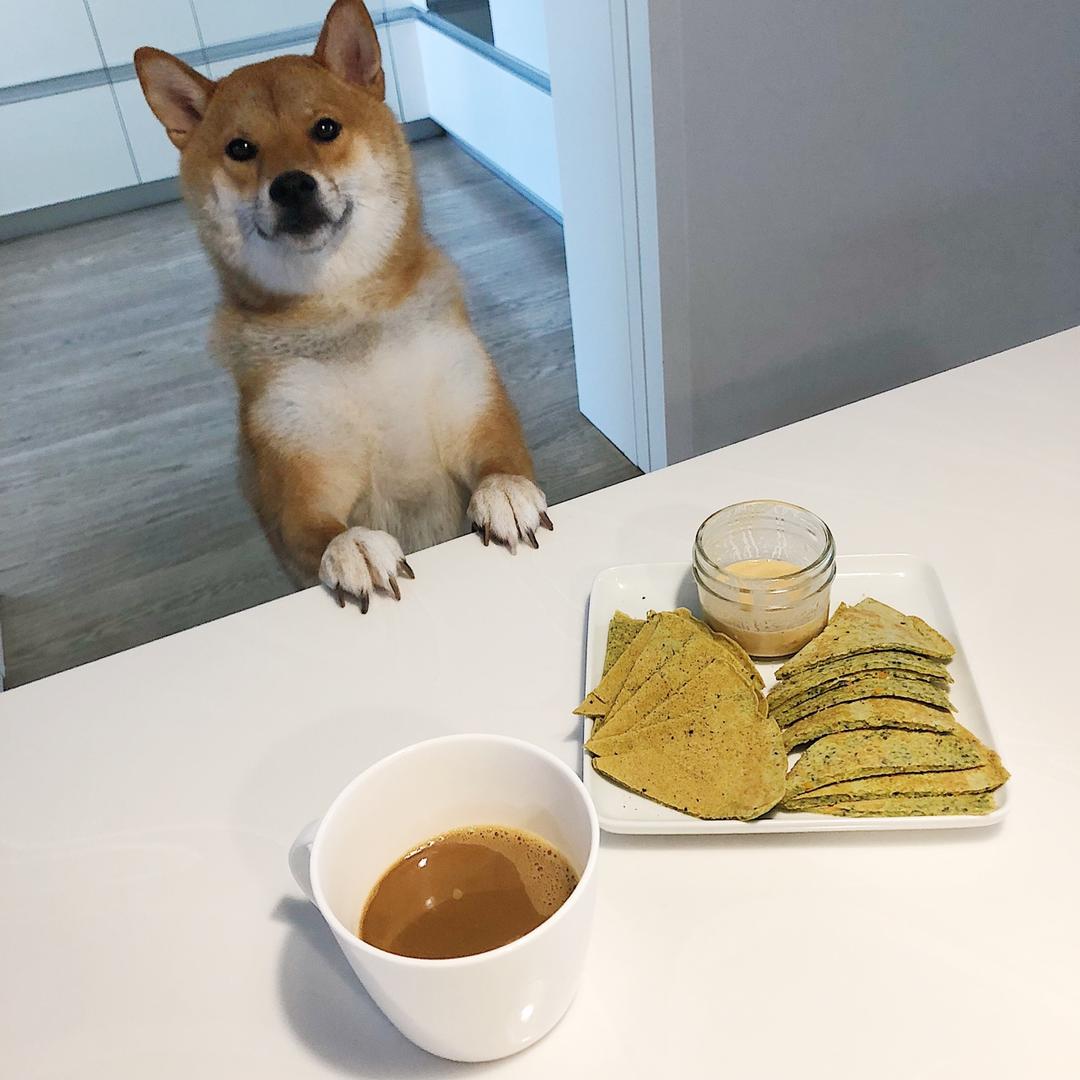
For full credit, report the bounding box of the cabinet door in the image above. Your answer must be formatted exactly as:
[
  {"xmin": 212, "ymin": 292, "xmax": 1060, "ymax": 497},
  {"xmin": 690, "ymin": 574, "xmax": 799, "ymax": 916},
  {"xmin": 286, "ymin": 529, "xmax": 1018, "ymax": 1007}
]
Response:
[
  {"xmin": 0, "ymin": 87, "xmax": 137, "ymax": 213},
  {"xmin": 193, "ymin": 0, "xmax": 334, "ymax": 48},
  {"xmin": 387, "ymin": 19, "xmax": 426, "ymax": 122},
  {"xmin": 489, "ymin": 0, "xmax": 549, "ymax": 74},
  {"xmin": 377, "ymin": 25, "xmax": 401, "ymax": 120},
  {"xmin": 0, "ymin": 0, "xmax": 102, "ymax": 87},
  {"xmin": 87, "ymin": 0, "xmax": 203, "ymax": 68}
]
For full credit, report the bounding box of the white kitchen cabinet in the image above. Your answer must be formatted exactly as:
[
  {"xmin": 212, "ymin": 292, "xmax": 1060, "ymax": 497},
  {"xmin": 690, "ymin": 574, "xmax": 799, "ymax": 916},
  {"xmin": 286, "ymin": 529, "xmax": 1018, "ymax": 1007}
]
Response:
[
  {"xmin": 193, "ymin": 0, "xmax": 333, "ymax": 47},
  {"xmin": 414, "ymin": 19, "xmax": 560, "ymax": 212},
  {"xmin": 387, "ymin": 18, "xmax": 427, "ymax": 122},
  {"xmin": 0, "ymin": 0, "xmax": 101, "ymax": 87},
  {"xmin": 489, "ymin": 0, "xmax": 549, "ymax": 74},
  {"xmin": 0, "ymin": 87, "xmax": 137, "ymax": 213},
  {"xmin": 87, "ymin": 0, "xmax": 203, "ymax": 68},
  {"xmin": 377, "ymin": 26, "xmax": 402, "ymax": 120}
]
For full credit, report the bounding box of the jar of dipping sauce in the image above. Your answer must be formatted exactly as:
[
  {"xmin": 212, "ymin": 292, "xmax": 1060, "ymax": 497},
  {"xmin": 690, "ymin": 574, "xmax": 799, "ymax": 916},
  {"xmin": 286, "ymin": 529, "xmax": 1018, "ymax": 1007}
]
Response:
[{"xmin": 692, "ymin": 501, "xmax": 835, "ymax": 659}]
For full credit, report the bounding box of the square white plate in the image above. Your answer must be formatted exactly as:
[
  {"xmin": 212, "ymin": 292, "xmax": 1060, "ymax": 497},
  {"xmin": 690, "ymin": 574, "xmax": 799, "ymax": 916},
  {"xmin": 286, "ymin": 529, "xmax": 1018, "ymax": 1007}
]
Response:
[{"xmin": 581, "ymin": 554, "xmax": 1008, "ymax": 834}]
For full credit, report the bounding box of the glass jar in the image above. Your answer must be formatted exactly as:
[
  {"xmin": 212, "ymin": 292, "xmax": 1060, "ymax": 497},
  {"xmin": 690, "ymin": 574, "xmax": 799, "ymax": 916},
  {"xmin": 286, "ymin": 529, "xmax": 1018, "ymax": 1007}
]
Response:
[{"xmin": 692, "ymin": 500, "xmax": 836, "ymax": 659}]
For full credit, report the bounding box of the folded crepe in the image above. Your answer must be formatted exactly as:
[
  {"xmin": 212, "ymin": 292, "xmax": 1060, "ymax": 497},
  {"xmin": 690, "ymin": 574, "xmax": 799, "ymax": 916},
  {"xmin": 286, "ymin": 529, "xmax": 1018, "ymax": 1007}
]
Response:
[
  {"xmin": 807, "ymin": 793, "xmax": 996, "ymax": 817},
  {"xmin": 591, "ymin": 701, "xmax": 785, "ymax": 821},
  {"xmin": 588, "ymin": 654, "xmax": 764, "ymax": 749},
  {"xmin": 606, "ymin": 612, "xmax": 702, "ymax": 717},
  {"xmin": 767, "ymin": 653, "xmax": 951, "ymax": 712},
  {"xmin": 781, "ymin": 699, "xmax": 961, "ymax": 751},
  {"xmin": 574, "ymin": 616, "xmax": 659, "ymax": 719},
  {"xmin": 776, "ymin": 598, "xmax": 955, "ymax": 680},
  {"xmin": 603, "ymin": 611, "xmax": 645, "ymax": 675},
  {"xmin": 782, "ymin": 756, "xmax": 1009, "ymax": 809},
  {"xmin": 783, "ymin": 729, "xmax": 990, "ymax": 800},
  {"xmin": 588, "ymin": 637, "xmax": 750, "ymax": 743},
  {"xmin": 770, "ymin": 673, "xmax": 954, "ymax": 727}
]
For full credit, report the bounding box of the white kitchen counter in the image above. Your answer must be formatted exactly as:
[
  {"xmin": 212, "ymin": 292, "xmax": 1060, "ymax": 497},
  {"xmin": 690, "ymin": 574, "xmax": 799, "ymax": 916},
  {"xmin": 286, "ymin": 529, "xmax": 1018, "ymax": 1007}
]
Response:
[{"xmin": 2, "ymin": 327, "xmax": 1078, "ymax": 1078}]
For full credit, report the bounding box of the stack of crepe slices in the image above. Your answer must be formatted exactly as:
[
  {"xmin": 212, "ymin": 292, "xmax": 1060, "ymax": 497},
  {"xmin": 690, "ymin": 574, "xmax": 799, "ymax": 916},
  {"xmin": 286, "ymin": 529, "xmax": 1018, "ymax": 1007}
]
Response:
[
  {"xmin": 769, "ymin": 597, "xmax": 1008, "ymax": 817},
  {"xmin": 578, "ymin": 598, "xmax": 1008, "ymax": 821},
  {"xmin": 578, "ymin": 609, "xmax": 784, "ymax": 821}
]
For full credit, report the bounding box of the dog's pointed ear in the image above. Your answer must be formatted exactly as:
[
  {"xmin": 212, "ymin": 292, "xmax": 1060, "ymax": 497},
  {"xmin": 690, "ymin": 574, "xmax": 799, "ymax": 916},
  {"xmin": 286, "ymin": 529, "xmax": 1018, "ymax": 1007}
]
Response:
[
  {"xmin": 313, "ymin": 0, "xmax": 386, "ymax": 99},
  {"xmin": 134, "ymin": 47, "xmax": 216, "ymax": 150}
]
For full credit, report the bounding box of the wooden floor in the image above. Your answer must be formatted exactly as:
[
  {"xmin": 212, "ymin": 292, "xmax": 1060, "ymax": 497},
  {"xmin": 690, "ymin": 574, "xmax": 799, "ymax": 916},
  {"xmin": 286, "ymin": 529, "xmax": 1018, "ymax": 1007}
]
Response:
[{"xmin": 0, "ymin": 137, "xmax": 639, "ymax": 688}]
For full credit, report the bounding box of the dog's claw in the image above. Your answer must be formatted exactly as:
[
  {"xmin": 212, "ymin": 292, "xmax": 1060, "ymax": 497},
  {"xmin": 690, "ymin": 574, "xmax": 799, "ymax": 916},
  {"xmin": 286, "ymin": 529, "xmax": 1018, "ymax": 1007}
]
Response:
[
  {"xmin": 388, "ymin": 576, "xmax": 401, "ymax": 601},
  {"xmin": 334, "ymin": 586, "xmax": 346, "ymax": 608},
  {"xmin": 468, "ymin": 476, "xmax": 550, "ymax": 556},
  {"xmin": 359, "ymin": 591, "xmax": 370, "ymax": 614},
  {"xmin": 398, "ymin": 558, "xmax": 415, "ymax": 580},
  {"xmin": 539, "ymin": 511, "xmax": 554, "ymax": 531}
]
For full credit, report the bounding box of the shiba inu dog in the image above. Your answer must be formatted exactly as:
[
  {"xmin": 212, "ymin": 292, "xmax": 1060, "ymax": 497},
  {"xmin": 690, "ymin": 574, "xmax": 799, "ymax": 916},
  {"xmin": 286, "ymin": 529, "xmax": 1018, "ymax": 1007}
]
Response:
[{"xmin": 134, "ymin": 0, "xmax": 550, "ymax": 611}]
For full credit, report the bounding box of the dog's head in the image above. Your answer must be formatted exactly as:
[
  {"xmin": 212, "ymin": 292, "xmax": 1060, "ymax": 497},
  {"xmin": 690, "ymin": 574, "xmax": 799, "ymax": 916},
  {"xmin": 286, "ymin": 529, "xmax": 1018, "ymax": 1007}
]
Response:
[{"xmin": 135, "ymin": 0, "xmax": 412, "ymax": 297}]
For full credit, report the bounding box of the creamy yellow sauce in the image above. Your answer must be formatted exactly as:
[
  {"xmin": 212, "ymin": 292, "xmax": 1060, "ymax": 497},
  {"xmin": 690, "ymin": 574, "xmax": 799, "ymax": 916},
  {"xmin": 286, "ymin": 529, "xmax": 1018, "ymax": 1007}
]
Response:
[
  {"xmin": 723, "ymin": 558, "xmax": 802, "ymax": 579},
  {"xmin": 718, "ymin": 611, "xmax": 829, "ymax": 659},
  {"xmin": 700, "ymin": 557, "xmax": 822, "ymax": 658}
]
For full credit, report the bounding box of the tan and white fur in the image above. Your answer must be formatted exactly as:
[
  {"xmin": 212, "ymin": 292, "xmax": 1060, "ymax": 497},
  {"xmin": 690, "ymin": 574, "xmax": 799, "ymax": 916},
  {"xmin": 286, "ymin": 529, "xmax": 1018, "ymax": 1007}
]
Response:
[{"xmin": 134, "ymin": 0, "xmax": 550, "ymax": 612}]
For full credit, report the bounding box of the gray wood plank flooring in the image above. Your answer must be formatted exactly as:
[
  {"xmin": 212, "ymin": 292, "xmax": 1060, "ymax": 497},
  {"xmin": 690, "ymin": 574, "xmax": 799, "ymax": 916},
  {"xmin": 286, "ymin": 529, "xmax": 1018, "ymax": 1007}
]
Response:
[{"xmin": 0, "ymin": 136, "xmax": 639, "ymax": 688}]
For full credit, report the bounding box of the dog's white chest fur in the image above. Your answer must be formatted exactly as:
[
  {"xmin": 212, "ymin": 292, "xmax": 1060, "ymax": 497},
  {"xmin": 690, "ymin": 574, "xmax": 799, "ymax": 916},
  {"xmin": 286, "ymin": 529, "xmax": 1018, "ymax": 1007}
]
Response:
[{"xmin": 251, "ymin": 316, "xmax": 491, "ymax": 552}]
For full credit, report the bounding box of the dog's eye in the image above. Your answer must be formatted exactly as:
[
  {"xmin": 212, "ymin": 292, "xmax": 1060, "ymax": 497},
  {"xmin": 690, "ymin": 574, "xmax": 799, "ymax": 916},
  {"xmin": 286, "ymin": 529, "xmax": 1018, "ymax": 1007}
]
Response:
[
  {"xmin": 225, "ymin": 138, "xmax": 257, "ymax": 162},
  {"xmin": 311, "ymin": 117, "xmax": 341, "ymax": 143}
]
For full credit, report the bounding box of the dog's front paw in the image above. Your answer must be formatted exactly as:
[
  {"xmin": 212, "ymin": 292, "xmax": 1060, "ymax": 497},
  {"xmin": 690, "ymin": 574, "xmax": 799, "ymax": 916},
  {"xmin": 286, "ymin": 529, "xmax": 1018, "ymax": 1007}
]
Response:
[
  {"xmin": 319, "ymin": 527, "xmax": 414, "ymax": 613},
  {"xmin": 468, "ymin": 474, "xmax": 553, "ymax": 554}
]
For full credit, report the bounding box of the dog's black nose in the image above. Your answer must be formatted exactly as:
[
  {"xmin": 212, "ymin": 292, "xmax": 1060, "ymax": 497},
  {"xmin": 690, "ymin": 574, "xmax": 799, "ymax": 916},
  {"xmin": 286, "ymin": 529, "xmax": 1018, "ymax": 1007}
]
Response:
[{"xmin": 269, "ymin": 170, "xmax": 318, "ymax": 208}]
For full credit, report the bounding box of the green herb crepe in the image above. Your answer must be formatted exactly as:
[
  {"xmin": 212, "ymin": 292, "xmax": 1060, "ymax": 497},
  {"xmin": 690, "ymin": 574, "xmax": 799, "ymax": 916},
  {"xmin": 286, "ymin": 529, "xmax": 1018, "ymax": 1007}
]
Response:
[
  {"xmin": 767, "ymin": 652, "xmax": 951, "ymax": 711},
  {"xmin": 776, "ymin": 598, "xmax": 955, "ymax": 679},
  {"xmin": 603, "ymin": 611, "xmax": 645, "ymax": 675},
  {"xmin": 770, "ymin": 673, "xmax": 953, "ymax": 727},
  {"xmin": 783, "ymin": 756, "xmax": 1009, "ymax": 809},
  {"xmin": 574, "ymin": 616, "xmax": 659, "ymax": 719},
  {"xmin": 782, "ymin": 699, "xmax": 961, "ymax": 751},
  {"xmin": 783, "ymin": 730, "xmax": 989, "ymax": 800},
  {"xmin": 808, "ymin": 794, "xmax": 996, "ymax": 817},
  {"xmin": 591, "ymin": 701, "xmax": 785, "ymax": 821}
]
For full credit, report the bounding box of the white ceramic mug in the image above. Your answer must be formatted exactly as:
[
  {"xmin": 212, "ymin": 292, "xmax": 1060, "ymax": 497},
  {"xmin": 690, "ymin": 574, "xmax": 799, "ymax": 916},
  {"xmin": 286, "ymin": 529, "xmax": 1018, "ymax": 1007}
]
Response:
[{"xmin": 288, "ymin": 734, "xmax": 600, "ymax": 1062}]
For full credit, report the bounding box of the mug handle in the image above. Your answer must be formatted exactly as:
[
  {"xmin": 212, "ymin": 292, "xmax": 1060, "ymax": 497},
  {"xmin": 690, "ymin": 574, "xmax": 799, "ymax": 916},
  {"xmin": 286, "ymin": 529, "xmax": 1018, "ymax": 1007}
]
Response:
[{"xmin": 288, "ymin": 819, "xmax": 320, "ymax": 904}]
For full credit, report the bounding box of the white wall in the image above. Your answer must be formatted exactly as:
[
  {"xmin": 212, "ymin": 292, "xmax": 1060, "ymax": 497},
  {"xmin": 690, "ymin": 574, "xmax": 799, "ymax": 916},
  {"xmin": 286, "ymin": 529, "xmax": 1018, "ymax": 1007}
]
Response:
[{"xmin": 489, "ymin": 0, "xmax": 549, "ymax": 74}]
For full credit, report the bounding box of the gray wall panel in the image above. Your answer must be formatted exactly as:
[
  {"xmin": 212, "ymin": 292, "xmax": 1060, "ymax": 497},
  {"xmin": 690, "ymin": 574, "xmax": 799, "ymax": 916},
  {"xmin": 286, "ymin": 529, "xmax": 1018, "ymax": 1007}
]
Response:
[{"xmin": 651, "ymin": 1, "xmax": 1080, "ymax": 458}]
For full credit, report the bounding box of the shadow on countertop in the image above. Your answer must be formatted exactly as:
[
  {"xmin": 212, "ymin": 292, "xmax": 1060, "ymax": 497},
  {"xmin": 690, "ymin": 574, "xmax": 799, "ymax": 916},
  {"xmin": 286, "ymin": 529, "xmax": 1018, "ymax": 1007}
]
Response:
[{"xmin": 274, "ymin": 897, "xmax": 490, "ymax": 1078}]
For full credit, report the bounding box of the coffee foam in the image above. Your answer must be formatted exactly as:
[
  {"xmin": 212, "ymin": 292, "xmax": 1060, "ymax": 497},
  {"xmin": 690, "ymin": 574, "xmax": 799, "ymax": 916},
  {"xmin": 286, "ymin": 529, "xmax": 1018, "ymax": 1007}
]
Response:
[{"xmin": 432, "ymin": 825, "xmax": 578, "ymax": 917}]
